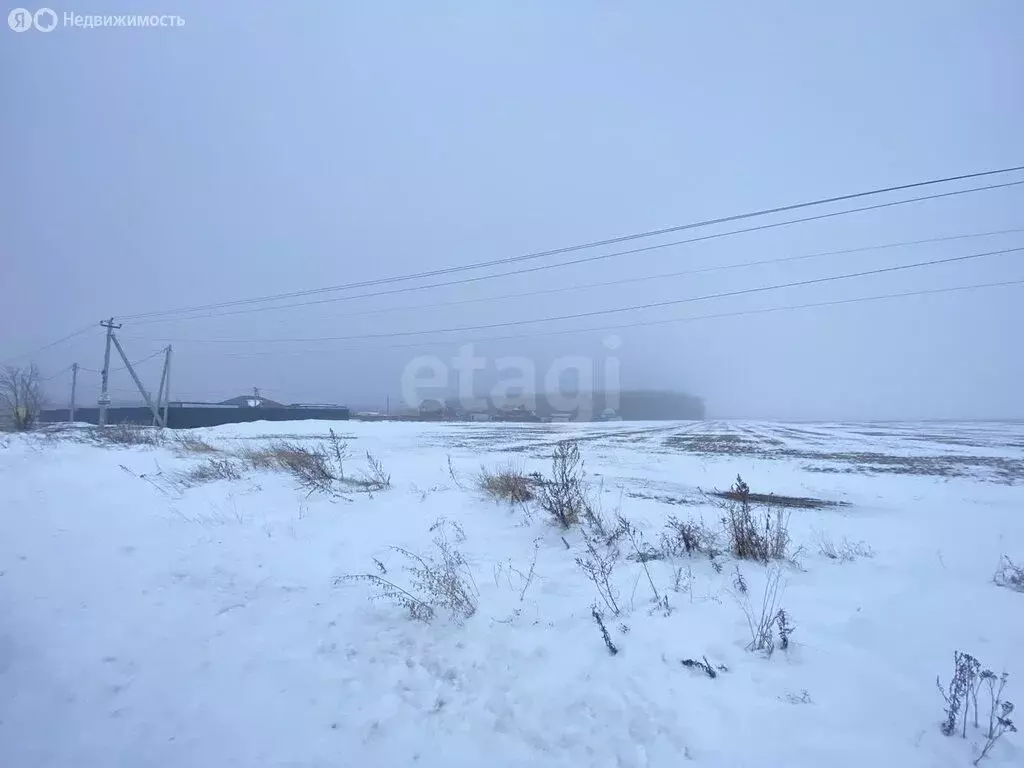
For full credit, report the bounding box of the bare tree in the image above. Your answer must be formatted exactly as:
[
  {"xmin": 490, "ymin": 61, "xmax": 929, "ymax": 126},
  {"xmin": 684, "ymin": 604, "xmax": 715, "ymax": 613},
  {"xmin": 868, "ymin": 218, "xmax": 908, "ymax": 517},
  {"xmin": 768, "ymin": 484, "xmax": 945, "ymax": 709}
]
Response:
[{"xmin": 0, "ymin": 364, "xmax": 46, "ymax": 431}]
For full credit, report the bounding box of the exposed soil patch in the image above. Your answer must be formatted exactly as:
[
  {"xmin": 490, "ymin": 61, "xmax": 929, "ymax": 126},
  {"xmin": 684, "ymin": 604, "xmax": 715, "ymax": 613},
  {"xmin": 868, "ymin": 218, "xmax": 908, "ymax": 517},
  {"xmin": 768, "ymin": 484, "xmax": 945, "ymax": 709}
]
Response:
[
  {"xmin": 903, "ymin": 435, "xmax": 990, "ymax": 448},
  {"xmin": 500, "ymin": 426, "xmax": 675, "ymax": 454},
  {"xmin": 787, "ymin": 450, "xmax": 1024, "ymax": 479},
  {"xmin": 663, "ymin": 432, "xmax": 770, "ymax": 457},
  {"xmin": 707, "ymin": 489, "xmax": 849, "ymax": 509},
  {"xmin": 220, "ymin": 433, "xmax": 359, "ymax": 442},
  {"xmin": 801, "ymin": 454, "xmax": 1024, "ymax": 483},
  {"xmin": 662, "ymin": 428, "xmax": 1024, "ymax": 484}
]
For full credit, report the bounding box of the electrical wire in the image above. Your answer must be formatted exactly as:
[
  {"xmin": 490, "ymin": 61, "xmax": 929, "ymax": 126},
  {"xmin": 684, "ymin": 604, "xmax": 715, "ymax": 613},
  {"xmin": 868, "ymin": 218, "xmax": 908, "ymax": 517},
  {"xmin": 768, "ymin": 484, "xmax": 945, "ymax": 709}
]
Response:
[
  {"xmin": 122, "ymin": 247, "xmax": 1023, "ymax": 345},
  {"xmin": 116, "ymin": 167, "xmax": 1024, "ymax": 322},
  {"xmin": 124, "ymin": 181, "xmax": 1024, "ymax": 325},
  {"xmin": 210, "ymin": 277, "xmax": 1024, "ymax": 357},
  {"xmin": 75, "ymin": 349, "xmax": 166, "ymax": 375},
  {"xmin": 129, "ymin": 227, "xmax": 1024, "ymax": 327},
  {"xmin": 0, "ymin": 325, "xmax": 98, "ymax": 365},
  {"xmin": 109, "ymin": 347, "xmax": 166, "ymax": 372},
  {"xmin": 40, "ymin": 364, "xmax": 75, "ymax": 381}
]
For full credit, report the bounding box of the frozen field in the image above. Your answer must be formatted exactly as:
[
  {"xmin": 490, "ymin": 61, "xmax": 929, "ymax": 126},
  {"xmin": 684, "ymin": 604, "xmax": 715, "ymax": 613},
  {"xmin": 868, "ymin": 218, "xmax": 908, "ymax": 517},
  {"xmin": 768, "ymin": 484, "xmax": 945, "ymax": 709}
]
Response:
[{"xmin": 1, "ymin": 419, "xmax": 1022, "ymax": 767}]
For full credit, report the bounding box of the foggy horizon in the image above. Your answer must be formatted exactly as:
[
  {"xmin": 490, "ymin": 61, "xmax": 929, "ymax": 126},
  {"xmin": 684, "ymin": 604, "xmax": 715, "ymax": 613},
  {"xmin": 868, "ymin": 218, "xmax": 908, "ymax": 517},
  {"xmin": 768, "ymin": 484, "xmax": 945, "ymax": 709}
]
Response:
[
  {"xmin": 3, "ymin": 8, "xmax": 1024, "ymax": 765},
  {"xmin": 4, "ymin": 1, "xmax": 1023, "ymax": 422}
]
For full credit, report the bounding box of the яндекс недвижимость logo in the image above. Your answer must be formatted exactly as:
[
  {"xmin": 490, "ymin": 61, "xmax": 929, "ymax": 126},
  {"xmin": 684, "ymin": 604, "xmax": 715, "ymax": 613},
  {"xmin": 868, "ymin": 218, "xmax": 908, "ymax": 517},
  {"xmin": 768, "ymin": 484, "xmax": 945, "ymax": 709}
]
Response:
[
  {"xmin": 8, "ymin": 7, "xmax": 57, "ymax": 31},
  {"xmin": 7, "ymin": 8, "xmax": 185, "ymax": 31}
]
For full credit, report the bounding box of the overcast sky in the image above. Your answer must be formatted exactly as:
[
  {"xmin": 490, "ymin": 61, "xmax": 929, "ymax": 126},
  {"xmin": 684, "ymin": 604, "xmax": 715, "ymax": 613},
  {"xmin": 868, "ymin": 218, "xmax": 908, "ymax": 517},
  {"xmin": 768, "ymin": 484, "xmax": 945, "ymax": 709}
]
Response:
[{"xmin": 2, "ymin": 0, "xmax": 1022, "ymax": 420}]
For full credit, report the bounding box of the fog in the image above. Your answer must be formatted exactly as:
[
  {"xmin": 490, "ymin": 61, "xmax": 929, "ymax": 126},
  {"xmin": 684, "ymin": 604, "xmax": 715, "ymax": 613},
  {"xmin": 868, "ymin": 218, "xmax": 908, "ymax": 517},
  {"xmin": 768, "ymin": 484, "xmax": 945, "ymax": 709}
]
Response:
[{"xmin": 3, "ymin": 1, "xmax": 1022, "ymax": 421}]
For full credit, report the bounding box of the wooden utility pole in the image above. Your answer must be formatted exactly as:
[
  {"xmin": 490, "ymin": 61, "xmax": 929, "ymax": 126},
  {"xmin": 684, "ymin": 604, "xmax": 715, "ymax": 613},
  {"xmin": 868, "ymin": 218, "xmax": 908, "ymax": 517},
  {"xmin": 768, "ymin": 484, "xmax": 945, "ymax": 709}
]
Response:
[
  {"xmin": 98, "ymin": 318, "xmax": 120, "ymax": 427},
  {"xmin": 69, "ymin": 362, "xmax": 78, "ymax": 423}
]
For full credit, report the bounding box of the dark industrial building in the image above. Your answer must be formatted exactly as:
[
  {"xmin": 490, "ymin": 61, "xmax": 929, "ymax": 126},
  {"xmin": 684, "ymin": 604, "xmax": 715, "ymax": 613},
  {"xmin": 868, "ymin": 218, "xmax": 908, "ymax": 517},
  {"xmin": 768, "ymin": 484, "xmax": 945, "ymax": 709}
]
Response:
[{"xmin": 39, "ymin": 397, "xmax": 350, "ymax": 430}]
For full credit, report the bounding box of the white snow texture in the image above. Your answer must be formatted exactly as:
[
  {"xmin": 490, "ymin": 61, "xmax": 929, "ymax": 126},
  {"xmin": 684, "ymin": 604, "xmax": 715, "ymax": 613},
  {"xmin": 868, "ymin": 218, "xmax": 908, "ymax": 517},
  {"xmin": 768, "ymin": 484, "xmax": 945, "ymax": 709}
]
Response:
[{"xmin": 1, "ymin": 419, "xmax": 1021, "ymax": 767}]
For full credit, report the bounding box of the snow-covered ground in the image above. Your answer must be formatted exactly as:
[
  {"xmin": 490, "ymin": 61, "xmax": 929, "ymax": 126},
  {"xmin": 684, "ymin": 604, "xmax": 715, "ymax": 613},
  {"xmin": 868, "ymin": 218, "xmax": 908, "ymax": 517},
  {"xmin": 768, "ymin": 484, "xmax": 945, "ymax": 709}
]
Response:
[{"xmin": 1, "ymin": 419, "xmax": 1022, "ymax": 767}]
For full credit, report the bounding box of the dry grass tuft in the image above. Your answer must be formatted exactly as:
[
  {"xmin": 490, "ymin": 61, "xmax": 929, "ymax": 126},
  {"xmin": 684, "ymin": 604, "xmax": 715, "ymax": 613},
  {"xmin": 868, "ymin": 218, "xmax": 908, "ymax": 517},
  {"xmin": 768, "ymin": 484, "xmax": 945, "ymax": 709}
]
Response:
[
  {"xmin": 736, "ymin": 565, "xmax": 795, "ymax": 655},
  {"xmin": 994, "ymin": 555, "xmax": 1024, "ymax": 593},
  {"xmin": 342, "ymin": 518, "xmax": 477, "ymax": 623},
  {"xmin": 93, "ymin": 423, "xmax": 166, "ymax": 447},
  {"xmin": 177, "ymin": 456, "xmax": 245, "ymax": 486},
  {"xmin": 241, "ymin": 433, "xmax": 389, "ymax": 496},
  {"xmin": 660, "ymin": 514, "xmax": 719, "ymax": 558},
  {"xmin": 537, "ymin": 440, "xmax": 589, "ymax": 528},
  {"xmin": 265, "ymin": 442, "xmax": 337, "ymax": 495},
  {"xmin": 717, "ymin": 475, "xmax": 790, "ymax": 562},
  {"xmin": 813, "ymin": 528, "xmax": 875, "ymax": 563},
  {"xmin": 241, "ymin": 441, "xmax": 314, "ymax": 471},
  {"xmin": 477, "ymin": 461, "xmax": 538, "ymax": 503},
  {"xmin": 171, "ymin": 433, "xmax": 220, "ymax": 455}
]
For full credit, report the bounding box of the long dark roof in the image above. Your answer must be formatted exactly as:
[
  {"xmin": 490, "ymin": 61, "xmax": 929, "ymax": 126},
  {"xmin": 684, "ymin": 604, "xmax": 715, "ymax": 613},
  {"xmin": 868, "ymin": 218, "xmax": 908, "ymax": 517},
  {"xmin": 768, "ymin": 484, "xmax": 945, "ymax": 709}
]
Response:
[{"xmin": 219, "ymin": 395, "xmax": 284, "ymax": 408}]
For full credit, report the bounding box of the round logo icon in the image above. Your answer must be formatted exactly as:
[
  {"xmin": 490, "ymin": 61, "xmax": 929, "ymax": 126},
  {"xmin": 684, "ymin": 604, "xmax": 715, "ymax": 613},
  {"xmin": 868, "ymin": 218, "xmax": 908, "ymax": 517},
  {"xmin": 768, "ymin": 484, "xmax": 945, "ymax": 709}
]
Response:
[
  {"xmin": 8, "ymin": 8, "xmax": 34, "ymax": 31},
  {"xmin": 7, "ymin": 7, "xmax": 57, "ymax": 31},
  {"xmin": 34, "ymin": 8, "xmax": 58, "ymax": 31}
]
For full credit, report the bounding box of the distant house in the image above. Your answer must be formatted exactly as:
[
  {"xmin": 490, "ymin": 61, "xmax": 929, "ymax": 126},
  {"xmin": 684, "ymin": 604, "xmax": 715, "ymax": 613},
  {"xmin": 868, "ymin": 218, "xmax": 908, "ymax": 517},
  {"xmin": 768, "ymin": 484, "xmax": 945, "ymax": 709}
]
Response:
[
  {"xmin": 418, "ymin": 398, "xmax": 446, "ymax": 420},
  {"xmin": 495, "ymin": 404, "xmax": 541, "ymax": 423},
  {"xmin": 353, "ymin": 411, "xmax": 386, "ymax": 421},
  {"xmin": 219, "ymin": 395, "xmax": 284, "ymax": 409}
]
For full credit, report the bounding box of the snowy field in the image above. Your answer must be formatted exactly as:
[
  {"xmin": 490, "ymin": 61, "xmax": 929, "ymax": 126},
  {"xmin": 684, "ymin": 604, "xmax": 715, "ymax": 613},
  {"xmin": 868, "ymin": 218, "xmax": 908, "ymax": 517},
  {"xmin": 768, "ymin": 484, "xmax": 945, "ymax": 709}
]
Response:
[{"xmin": 1, "ymin": 419, "xmax": 1022, "ymax": 767}]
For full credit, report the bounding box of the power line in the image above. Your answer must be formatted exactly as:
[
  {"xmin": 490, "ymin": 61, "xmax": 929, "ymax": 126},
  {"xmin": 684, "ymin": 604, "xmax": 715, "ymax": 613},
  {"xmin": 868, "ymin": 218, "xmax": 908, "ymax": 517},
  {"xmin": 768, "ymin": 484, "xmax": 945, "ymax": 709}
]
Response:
[
  {"xmin": 132, "ymin": 227, "xmax": 1024, "ymax": 328},
  {"xmin": 125, "ymin": 181, "xmax": 1024, "ymax": 326},
  {"xmin": 117, "ymin": 166, "xmax": 1024, "ymax": 322},
  {"xmin": 77, "ymin": 348, "xmax": 166, "ymax": 375},
  {"xmin": 40, "ymin": 364, "xmax": 74, "ymax": 382},
  {"xmin": 202, "ymin": 277, "xmax": 1024, "ymax": 358},
  {"xmin": 0, "ymin": 325, "xmax": 97, "ymax": 365},
  {"xmin": 104, "ymin": 385, "xmax": 209, "ymax": 398},
  {"xmin": 123, "ymin": 247, "xmax": 1023, "ymax": 345},
  {"xmin": 109, "ymin": 347, "xmax": 166, "ymax": 372}
]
